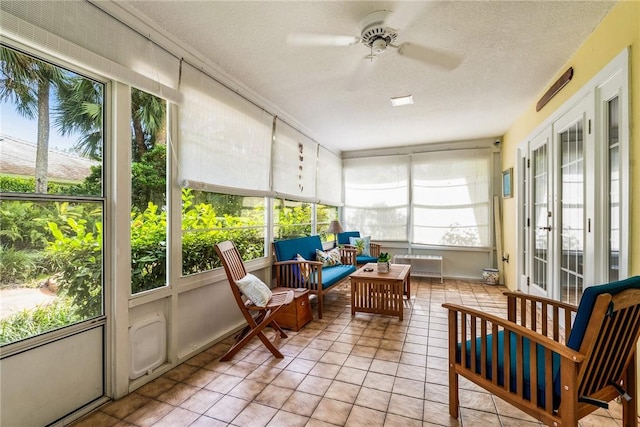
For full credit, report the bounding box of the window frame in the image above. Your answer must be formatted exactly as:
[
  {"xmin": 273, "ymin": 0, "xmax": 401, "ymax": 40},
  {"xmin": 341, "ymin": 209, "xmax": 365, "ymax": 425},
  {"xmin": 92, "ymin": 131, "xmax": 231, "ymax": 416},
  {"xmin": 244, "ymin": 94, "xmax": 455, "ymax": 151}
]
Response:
[{"xmin": 0, "ymin": 43, "xmax": 108, "ymax": 347}]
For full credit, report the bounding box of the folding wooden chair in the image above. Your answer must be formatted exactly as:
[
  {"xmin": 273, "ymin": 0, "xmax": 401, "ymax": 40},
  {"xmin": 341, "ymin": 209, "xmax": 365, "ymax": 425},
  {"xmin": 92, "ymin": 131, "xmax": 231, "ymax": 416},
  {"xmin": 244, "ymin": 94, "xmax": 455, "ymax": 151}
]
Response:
[
  {"xmin": 214, "ymin": 241, "xmax": 293, "ymax": 362},
  {"xmin": 443, "ymin": 276, "xmax": 640, "ymax": 427}
]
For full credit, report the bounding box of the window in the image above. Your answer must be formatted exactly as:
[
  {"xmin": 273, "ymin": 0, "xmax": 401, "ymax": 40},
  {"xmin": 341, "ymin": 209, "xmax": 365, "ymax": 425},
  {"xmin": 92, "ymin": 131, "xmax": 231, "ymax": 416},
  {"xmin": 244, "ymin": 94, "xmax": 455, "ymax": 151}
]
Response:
[
  {"xmin": 130, "ymin": 88, "xmax": 168, "ymax": 294},
  {"xmin": 343, "ymin": 156, "xmax": 409, "ymax": 240},
  {"xmin": 412, "ymin": 150, "xmax": 491, "ymax": 247},
  {"xmin": 181, "ymin": 190, "xmax": 266, "ymax": 276},
  {"xmin": 273, "ymin": 199, "xmax": 313, "ymax": 240},
  {"xmin": 316, "ymin": 204, "xmax": 339, "ymax": 242},
  {"xmin": 607, "ymin": 96, "xmax": 620, "ymax": 282},
  {"xmin": 0, "ymin": 45, "xmax": 105, "ymax": 344},
  {"xmin": 559, "ymin": 120, "xmax": 585, "ymax": 304}
]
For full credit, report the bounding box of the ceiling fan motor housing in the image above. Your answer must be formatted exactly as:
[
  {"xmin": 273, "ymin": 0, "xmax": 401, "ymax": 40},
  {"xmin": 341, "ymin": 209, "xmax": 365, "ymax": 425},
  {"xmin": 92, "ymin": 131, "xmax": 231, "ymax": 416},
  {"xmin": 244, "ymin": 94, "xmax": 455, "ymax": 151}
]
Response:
[{"xmin": 360, "ymin": 10, "xmax": 398, "ymax": 53}]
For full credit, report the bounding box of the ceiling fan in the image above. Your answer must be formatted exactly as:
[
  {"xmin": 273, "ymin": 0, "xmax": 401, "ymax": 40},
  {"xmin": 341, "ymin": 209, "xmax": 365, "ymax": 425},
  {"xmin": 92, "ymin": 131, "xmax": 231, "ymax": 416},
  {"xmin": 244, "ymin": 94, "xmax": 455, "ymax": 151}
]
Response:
[{"xmin": 287, "ymin": 4, "xmax": 461, "ymax": 73}]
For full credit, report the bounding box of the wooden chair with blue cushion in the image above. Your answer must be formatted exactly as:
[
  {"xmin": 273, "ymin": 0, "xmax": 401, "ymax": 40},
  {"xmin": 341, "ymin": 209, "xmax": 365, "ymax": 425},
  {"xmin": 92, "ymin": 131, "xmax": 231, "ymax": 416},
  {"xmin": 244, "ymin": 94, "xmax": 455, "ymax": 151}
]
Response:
[
  {"xmin": 443, "ymin": 276, "xmax": 640, "ymax": 427},
  {"xmin": 337, "ymin": 231, "xmax": 381, "ymax": 266},
  {"xmin": 214, "ymin": 241, "xmax": 293, "ymax": 362}
]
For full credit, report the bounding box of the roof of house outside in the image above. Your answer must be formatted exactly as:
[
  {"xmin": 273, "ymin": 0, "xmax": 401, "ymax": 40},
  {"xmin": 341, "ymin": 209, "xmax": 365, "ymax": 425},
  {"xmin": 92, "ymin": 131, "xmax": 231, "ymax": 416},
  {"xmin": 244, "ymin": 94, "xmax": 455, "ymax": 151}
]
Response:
[{"xmin": 0, "ymin": 134, "xmax": 98, "ymax": 183}]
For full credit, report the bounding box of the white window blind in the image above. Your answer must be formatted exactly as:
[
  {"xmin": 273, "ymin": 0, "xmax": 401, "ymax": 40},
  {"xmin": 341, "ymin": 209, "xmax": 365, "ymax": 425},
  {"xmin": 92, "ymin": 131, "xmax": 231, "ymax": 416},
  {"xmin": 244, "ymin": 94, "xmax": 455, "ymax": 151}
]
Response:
[
  {"xmin": 0, "ymin": 2, "xmax": 181, "ymax": 104},
  {"xmin": 316, "ymin": 146, "xmax": 342, "ymax": 206},
  {"xmin": 272, "ymin": 118, "xmax": 318, "ymax": 202},
  {"xmin": 178, "ymin": 63, "xmax": 273, "ymax": 195},
  {"xmin": 343, "ymin": 156, "xmax": 409, "ymax": 240},
  {"xmin": 412, "ymin": 149, "xmax": 491, "ymax": 247}
]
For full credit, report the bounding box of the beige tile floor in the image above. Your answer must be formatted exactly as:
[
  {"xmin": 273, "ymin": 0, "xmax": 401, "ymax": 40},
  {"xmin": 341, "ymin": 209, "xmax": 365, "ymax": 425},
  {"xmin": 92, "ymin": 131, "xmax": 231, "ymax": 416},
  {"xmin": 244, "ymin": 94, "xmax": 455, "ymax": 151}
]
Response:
[{"xmin": 73, "ymin": 279, "xmax": 625, "ymax": 427}]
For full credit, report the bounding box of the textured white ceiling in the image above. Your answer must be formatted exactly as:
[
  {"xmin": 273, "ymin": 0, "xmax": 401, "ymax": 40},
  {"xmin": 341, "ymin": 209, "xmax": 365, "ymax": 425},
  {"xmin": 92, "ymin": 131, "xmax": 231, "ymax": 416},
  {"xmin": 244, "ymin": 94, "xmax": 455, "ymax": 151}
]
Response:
[{"xmin": 123, "ymin": 0, "xmax": 615, "ymax": 153}]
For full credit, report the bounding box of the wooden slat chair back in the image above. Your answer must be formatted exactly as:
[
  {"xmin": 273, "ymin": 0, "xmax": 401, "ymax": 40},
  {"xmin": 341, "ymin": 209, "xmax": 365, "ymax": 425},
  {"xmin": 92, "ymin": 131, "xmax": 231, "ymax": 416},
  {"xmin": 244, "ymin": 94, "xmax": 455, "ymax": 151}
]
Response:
[
  {"xmin": 214, "ymin": 241, "xmax": 293, "ymax": 362},
  {"xmin": 575, "ymin": 290, "xmax": 639, "ymax": 420},
  {"xmin": 443, "ymin": 276, "xmax": 640, "ymax": 427}
]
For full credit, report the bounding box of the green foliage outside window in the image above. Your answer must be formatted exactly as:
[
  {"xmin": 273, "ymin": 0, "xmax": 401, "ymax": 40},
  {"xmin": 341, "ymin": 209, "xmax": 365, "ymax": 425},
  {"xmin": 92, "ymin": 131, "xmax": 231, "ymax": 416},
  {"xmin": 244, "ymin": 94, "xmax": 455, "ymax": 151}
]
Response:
[
  {"xmin": 316, "ymin": 204, "xmax": 338, "ymax": 242},
  {"xmin": 1, "ymin": 180, "xmax": 338, "ymax": 343},
  {"xmin": 181, "ymin": 189, "xmax": 265, "ymax": 276},
  {"xmin": 47, "ymin": 212, "xmax": 103, "ymax": 318},
  {"xmin": 274, "ymin": 199, "xmax": 312, "ymax": 240}
]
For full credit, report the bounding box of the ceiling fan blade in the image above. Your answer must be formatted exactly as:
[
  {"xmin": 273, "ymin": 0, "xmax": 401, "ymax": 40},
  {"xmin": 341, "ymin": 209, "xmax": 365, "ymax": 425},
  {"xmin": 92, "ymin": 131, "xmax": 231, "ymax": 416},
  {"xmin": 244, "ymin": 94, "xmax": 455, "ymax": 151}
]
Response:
[
  {"xmin": 384, "ymin": 2, "xmax": 430, "ymax": 30},
  {"xmin": 397, "ymin": 43, "xmax": 461, "ymax": 71},
  {"xmin": 287, "ymin": 33, "xmax": 360, "ymax": 47}
]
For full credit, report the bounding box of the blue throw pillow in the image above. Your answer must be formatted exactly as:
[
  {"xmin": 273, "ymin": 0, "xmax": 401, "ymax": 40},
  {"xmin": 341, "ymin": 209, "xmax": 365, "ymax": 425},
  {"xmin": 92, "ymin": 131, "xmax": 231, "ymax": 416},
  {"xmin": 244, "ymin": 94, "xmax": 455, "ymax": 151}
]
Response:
[
  {"xmin": 292, "ymin": 254, "xmax": 310, "ymax": 282},
  {"xmin": 349, "ymin": 236, "xmax": 371, "ymax": 257}
]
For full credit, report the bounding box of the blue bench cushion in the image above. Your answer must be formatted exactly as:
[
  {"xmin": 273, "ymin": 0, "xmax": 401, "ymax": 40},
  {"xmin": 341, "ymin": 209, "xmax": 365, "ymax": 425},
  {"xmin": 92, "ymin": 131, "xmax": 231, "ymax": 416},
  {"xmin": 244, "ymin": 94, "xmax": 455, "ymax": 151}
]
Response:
[
  {"xmin": 460, "ymin": 331, "xmax": 560, "ymax": 408},
  {"xmin": 337, "ymin": 231, "xmax": 360, "ymax": 246},
  {"xmin": 357, "ymin": 255, "xmax": 378, "ymax": 265},
  {"xmin": 274, "ymin": 235, "xmax": 323, "ymax": 262},
  {"xmin": 312, "ymin": 265, "xmax": 356, "ymax": 289}
]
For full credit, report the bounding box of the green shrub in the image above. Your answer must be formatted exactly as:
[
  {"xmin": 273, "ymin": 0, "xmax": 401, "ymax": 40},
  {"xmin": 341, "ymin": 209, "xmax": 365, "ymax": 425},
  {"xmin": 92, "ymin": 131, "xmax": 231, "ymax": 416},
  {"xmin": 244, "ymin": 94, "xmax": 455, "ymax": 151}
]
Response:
[
  {"xmin": 0, "ymin": 298, "xmax": 81, "ymax": 345},
  {"xmin": 0, "ymin": 174, "xmax": 98, "ymax": 196},
  {"xmin": 0, "ymin": 175, "xmax": 36, "ymax": 193},
  {"xmin": 0, "ymin": 247, "xmax": 43, "ymax": 285},
  {"xmin": 181, "ymin": 228, "xmax": 263, "ymax": 276},
  {"xmin": 46, "ymin": 218, "xmax": 103, "ymax": 319},
  {"xmin": 0, "ymin": 200, "xmax": 55, "ymax": 250},
  {"xmin": 131, "ymin": 202, "xmax": 167, "ymax": 293}
]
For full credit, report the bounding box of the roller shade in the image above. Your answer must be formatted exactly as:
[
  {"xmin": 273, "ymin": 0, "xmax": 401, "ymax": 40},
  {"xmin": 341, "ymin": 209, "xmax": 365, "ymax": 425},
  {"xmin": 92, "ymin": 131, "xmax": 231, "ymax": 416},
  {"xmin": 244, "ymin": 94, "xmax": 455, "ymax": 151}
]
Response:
[
  {"xmin": 316, "ymin": 145, "xmax": 343, "ymax": 206},
  {"xmin": 272, "ymin": 118, "xmax": 317, "ymax": 202},
  {"xmin": 178, "ymin": 62, "xmax": 273, "ymax": 194},
  {"xmin": 343, "ymin": 155, "xmax": 409, "ymax": 240}
]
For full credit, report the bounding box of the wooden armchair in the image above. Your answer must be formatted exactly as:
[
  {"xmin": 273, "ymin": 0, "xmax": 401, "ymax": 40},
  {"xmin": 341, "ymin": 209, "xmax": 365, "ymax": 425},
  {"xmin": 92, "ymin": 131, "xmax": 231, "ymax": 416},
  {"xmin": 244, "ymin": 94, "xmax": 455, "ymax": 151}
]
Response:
[
  {"xmin": 214, "ymin": 241, "xmax": 293, "ymax": 361},
  {"xmin": 337, "ymin": 231, "xmax": 381, "ymax": 265},
  {"xmin": 443, "ymin": 276, "xmax": 640, "ymax": 427}
]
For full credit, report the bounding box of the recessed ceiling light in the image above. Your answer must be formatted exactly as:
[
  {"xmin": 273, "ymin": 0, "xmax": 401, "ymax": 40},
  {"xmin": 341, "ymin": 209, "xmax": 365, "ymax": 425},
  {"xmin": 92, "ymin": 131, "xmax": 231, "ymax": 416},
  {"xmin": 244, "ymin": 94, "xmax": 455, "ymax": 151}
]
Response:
[{"xmin": 390, "ymin": 95, "xmax": 414, "ymax": 107}]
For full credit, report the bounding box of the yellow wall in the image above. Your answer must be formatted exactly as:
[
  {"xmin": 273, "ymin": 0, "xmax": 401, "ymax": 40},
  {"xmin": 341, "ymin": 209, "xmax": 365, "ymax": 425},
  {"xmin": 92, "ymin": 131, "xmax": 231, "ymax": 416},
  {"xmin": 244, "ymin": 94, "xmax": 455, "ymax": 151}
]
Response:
[
  {"xmin": 501, "ymin": 0, "xmax": 640, "ymax": 289},
  {"xmin": 501, "ymin": 0, "xmax": 640, "ymax": 409}
]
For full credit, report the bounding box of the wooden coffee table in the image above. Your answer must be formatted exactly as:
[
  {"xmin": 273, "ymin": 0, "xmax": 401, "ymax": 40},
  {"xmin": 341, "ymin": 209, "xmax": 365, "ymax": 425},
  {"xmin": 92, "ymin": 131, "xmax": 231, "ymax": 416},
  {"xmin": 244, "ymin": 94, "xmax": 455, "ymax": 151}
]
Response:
[{"xmin": 349, "ymin": 263, "xmax": 411, "ymax": 321}]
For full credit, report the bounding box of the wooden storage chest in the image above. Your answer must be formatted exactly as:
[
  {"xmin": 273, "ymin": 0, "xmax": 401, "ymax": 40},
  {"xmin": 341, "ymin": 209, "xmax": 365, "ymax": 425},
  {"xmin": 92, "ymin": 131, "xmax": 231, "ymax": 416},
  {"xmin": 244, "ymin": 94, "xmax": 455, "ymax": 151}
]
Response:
[{"xmin": 272, "ymin": 287, "xmax": 312, "ymax": 331}]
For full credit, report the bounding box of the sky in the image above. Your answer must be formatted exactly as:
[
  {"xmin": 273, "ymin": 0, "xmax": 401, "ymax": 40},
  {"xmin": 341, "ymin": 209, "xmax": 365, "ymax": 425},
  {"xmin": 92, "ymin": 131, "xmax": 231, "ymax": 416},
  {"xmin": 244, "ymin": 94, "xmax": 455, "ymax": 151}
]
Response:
[{"xmin": 0, "ymin": 97, "xmax": 81, "ymax": 153}]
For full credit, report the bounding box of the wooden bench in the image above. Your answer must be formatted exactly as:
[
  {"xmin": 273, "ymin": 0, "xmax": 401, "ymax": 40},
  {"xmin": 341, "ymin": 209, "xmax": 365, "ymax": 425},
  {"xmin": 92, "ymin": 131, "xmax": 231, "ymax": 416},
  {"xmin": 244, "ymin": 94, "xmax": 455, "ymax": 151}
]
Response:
[{"xmin": 273, "ymin": 235, "xmax": 356, "ymax": 319}]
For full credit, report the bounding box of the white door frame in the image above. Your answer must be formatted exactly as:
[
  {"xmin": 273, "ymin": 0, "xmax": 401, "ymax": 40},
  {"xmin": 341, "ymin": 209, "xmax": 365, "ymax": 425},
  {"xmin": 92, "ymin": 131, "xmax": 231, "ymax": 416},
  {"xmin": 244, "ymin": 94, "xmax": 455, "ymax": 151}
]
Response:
[{"xmin": 516, "ymin": 48, "xmax": 630, "ymax": 296}]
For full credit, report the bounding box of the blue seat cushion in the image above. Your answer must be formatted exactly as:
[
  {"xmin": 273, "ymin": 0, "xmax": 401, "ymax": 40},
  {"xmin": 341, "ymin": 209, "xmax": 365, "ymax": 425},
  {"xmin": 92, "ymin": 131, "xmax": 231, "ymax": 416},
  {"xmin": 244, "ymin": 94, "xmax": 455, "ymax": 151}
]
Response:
[
  {"xmin": 274, "ymin": 235, "xmax": 322, "ymax": 262},
  {"xmin": 459, "ymin": 331, "xmax": 560, "ymax": 408},
  {"xmin": 337, "ymin": 231, "xmax": 360, "ymax": 246},
  {"xmin": 357, "ymin": 255, "xmax": 378, "ymax": 265},
  {"xmin": 311, "ymin": 265, "xmax": 355, "ymax": 289},
  {"xmin": 566, "ymin": 276, "xmax": 640, "ymax": 351}
]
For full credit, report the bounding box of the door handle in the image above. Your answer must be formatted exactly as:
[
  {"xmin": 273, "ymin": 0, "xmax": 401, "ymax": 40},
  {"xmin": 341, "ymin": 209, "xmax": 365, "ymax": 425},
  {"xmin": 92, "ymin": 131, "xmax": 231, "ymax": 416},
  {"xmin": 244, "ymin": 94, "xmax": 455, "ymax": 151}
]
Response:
[{"xmin": 537, "ymin": 226, "xmax": 552, "ymax": 231}]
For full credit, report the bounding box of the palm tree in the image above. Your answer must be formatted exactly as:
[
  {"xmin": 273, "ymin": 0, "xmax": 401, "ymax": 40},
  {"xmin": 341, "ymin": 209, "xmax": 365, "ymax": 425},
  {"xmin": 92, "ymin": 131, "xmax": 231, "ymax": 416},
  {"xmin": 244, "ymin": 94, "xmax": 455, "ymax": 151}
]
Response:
[
  {"xmin": 54, "ymin": 77, "xmax": 103, "ymax": 160},
  {"xmin": 0, "ymin": 46, "xmax": 66, "ymax": 193},
  {"xmin": 55, "ymin": 87, "xmax": 164, "ymax": 162},
  {"xmin": 131, "ymin": 88, "xmax": 166, "ymax": 162}
]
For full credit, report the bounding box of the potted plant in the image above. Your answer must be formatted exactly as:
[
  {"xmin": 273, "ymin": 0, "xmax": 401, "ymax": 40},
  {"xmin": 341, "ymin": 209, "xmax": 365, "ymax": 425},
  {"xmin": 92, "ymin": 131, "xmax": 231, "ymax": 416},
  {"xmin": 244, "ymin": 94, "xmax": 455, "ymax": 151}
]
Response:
[{"xmin": 377, "ymin": 252, "xmax": 391, "ymax": 273}]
